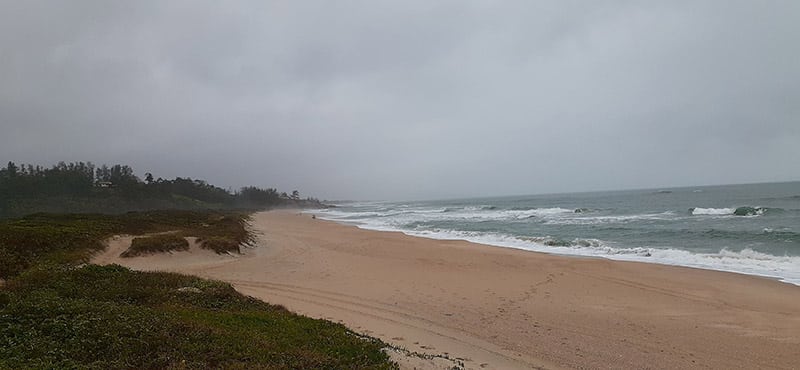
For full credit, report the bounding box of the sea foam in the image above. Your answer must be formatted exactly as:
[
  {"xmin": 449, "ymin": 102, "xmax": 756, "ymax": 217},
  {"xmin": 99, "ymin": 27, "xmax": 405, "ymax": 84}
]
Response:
[
  {"xmin": 353, "ymin": 221, "xmax": 800, "ymax": 286},
  {"xmin": 689, "ymin": 206, "xmax": 775, "ymax": 217},
  {"xmin": 691, "ymin": 207, "xmax": 735, "ymax": 216},
  {"xmin": 306, "ymin": 204, "xmax": 800, "ymax": 286}
]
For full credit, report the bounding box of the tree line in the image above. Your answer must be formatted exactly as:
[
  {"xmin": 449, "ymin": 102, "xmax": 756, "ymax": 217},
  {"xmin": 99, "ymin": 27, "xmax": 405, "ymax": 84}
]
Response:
[{"xmin": 0, "ymin": 161, "xmax": 323, "ymax": 218}]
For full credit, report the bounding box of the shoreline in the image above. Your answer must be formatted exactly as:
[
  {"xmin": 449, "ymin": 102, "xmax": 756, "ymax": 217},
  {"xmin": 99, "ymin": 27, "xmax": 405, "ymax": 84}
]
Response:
[
  {"xmin": 310, "ymin": 212, "xmax": 800, "ymax": 287},
  {"xmin": 94, "ymin": 210, "xmax": 800, "ymax": 369}
]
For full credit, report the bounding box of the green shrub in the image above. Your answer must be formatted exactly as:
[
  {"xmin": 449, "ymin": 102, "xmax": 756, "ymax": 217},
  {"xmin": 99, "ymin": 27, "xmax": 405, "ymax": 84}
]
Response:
[
  {"xmin": 0, "ymin": 211, "xmax": 397, "ymax": 369},
  {"xmin": 0, "ymin": 210, "xmax": 252, "ymax": 279},
  {"xmin": 199, "ymin": 236, "xmax": 241, "ymax": 254},
  {"xmin": 121, "ymin": 234, "xmax": 190, "ymax": 257},
  {"xmin": 1, "ymin": 265, "xmax": 396, "ymax": 369}
]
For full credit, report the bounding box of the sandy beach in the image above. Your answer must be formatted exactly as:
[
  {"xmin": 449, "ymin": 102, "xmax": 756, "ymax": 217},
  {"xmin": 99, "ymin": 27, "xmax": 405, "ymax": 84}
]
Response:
[{"xmin": 94, "ymin": 210, "xmax": 800, "ymax": 369}]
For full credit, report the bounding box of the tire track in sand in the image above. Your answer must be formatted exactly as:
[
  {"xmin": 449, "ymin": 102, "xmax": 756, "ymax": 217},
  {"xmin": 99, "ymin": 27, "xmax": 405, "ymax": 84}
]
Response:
[{"xmin": 227, "ymin": 279, "xmax": 551, "ymax": 370}]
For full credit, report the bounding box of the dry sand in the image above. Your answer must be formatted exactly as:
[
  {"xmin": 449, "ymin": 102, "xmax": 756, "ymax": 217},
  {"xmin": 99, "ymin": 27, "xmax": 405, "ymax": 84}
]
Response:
[{"xmin": 93, "ymin": 210, "xmax": 800, "ymax": 369}]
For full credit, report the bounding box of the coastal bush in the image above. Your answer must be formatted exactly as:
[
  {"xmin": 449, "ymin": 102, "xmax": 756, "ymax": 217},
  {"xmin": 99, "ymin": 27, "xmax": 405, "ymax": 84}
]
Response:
[
  {"xmin": 121, "ymin": 234, "xmax": 190, "ymax": 257},
  {"xmin": 0, "ymin": 210, "xmax": 251, "ymax": 279},
  {"xmin": 0, "ymin": 211, "xmax": 397, "ymax": 369},
  {"xmin": 199, "ymin": 236, "xmax": 241, "ymax": 254},
  {"xmin": 186, "ymin": 213, "xmax": 253, "ymax": 254},
  {"xmin": 1, "ymin": 264, "xmax": 395, "ymax": 369}
]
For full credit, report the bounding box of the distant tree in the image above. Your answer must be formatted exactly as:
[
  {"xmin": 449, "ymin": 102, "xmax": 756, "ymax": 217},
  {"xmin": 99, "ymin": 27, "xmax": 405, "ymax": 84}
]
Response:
[
  {"xmin": 0, "ymin": 160, "xmax": 324, "ymax": 218},
  {"xmin": 6, "ymin": 162, "xmax": 18, "ymax": 177},
  {"xmin": 96, "ymin": 164, "xmax": 139, "ymax": 186},
  {"xmin": 237, "ymin": 186, "xmax": 280, "ymax": 207},
  {"xmin": 95, "ymin": 165, "xmax": 111, "ymax": 183}
]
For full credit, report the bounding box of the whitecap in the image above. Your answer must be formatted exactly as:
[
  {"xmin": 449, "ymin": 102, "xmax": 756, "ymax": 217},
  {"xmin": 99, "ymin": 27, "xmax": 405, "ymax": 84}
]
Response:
[{"xmin": 691, "ymin": 207, "xmax": 735, "ymax": 216}]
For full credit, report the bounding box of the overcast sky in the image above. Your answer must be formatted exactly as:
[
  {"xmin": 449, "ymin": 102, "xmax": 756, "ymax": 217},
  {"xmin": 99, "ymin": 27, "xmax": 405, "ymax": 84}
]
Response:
[{"xmin": 1, "ymin": 1, "xmax": 798, "ymax": 200}]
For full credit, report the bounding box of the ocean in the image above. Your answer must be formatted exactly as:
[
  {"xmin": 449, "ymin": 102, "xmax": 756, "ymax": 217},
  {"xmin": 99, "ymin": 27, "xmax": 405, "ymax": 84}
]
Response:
[{"xmin": 308, "ymin": 181, "xmax": 800, "ymax": 285}]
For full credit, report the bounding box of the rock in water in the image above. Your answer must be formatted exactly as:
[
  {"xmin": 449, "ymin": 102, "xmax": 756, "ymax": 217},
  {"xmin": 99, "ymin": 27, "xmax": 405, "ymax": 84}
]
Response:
[{"xmin": 734, "ymin": 206, "xmax": 762, "ymax": 216}]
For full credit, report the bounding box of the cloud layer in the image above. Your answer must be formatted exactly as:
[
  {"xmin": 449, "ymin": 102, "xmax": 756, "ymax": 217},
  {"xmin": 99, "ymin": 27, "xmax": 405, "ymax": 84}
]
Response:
[{"xmin": 2, "ymin": 1, "xmax": 798, "ymax": 200}]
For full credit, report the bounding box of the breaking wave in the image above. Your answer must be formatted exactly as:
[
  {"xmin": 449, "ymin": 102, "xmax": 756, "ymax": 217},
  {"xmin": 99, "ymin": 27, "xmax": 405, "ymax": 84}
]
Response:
[
  {"xmin": 690, "ymin": 207, "xmax": 736, "ymax": 216},
  {"xmin": 690, "ymin": 206, "xmax": 781, "ymax": 216},
  {"xmin": 316, "ymin": 221, "xmax": 800, "ymax": 285}
]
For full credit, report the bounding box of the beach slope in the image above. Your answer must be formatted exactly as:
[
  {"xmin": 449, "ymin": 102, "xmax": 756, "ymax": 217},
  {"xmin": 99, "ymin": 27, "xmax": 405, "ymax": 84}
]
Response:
[{"xmin": 94, "ymin": 211, "xmax": 800, "ymax": 369}]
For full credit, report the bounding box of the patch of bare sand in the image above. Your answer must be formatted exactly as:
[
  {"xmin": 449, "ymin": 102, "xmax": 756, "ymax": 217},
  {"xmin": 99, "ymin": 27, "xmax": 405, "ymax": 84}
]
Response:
[
  {"xmin": 93, "ymin": 235, "xmax": 240, "ymax": 273},
  {"xmin": 94, "ymin": 211, "xmax": 800, "ymax": 369}
]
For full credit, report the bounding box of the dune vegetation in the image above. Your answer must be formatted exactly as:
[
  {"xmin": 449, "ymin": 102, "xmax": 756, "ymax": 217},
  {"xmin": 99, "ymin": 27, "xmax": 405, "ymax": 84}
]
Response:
[
  {"xmin": 120, "ymin": 234, "xmax": 190, "ymax": 257},
  {"xmin": 0, "ymin": 210, "xmax": 396, "ymax": 369}
]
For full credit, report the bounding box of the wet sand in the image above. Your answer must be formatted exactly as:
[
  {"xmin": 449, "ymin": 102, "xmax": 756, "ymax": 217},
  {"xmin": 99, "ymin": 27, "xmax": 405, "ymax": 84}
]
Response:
[{"xmin": 94, "ymin": 210, "xmax": 800, "ymax": 369}]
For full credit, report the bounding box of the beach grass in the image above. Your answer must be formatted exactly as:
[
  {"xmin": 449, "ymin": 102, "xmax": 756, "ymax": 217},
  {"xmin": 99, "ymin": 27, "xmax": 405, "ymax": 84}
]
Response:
[
  {"xmin": 0, "ymin": 210, "xmax": 396, "ymax": 369},
  {"xmin": 0, "ymin": 210, "xmax": 253, "ymax": 279},
  {"xmin": 197, "ymin": 235, "xmax": 241, "ymax": 254},
  {"xmin": 121, "ymin": 233, "xmax": 190, "ymax": 257}
]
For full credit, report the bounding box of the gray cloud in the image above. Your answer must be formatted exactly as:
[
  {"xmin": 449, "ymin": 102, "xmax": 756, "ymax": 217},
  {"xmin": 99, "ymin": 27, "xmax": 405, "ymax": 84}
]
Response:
[{"xmin": 1, "ymin": 0, "xmax": 798, "ymax": 200}]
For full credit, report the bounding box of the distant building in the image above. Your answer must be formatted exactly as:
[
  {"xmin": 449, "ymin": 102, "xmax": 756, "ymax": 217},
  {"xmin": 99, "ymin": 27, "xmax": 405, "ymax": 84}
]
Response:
[{"xmin": 96, "ymin": 181, "xmax": 113, "ymax": 188}]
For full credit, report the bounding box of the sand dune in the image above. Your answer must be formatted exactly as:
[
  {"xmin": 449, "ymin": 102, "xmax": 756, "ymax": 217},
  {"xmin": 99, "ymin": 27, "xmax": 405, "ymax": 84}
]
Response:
[{"xmin": 93, "ymin": 210, "xmax": 800, "ymax": 369}]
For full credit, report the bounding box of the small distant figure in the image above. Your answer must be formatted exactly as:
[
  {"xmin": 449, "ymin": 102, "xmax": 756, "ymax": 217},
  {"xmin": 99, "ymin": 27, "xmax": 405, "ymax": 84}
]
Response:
[{"xmin": 312, "ymin": 215, "xmax": 316, "ymax": 219}]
